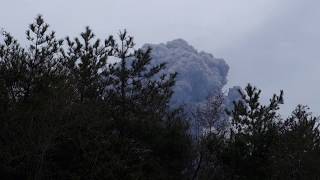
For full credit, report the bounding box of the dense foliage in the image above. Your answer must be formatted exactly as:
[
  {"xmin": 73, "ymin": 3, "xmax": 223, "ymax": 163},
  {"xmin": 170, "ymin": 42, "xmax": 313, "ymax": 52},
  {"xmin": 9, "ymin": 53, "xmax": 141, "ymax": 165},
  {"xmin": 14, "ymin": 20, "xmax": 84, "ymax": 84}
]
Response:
[
  {"xmin": 1, "ymin": 16, "xmax": 320, "ymax": 179},
  {"xmin": 194, "ymin": 85, "xmax": 320, "ymax": 180},
  {"xmin": 0, "ymin": 16, "xmax": 192, "ymax": 180}
]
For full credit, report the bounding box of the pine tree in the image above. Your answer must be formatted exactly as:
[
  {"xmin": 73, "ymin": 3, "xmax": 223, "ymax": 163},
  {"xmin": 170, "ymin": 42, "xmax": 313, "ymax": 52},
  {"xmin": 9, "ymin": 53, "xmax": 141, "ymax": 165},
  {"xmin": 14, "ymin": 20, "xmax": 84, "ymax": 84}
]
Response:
[
  {"xmin": 63, "ymin": 26, "xmax": 109, "ymax": 102},
  {"xmin": 0, "ymin": 16, "xmax": 192, "ymax": 179},
  {"xmin": 274, "ymin": 105, "xmax": 320, "ymax": 179},
  {"xmin": 220, "ymin": 84, "xmax": 283, "ymax": 180},
  {"xmin": 0, "ymin": 15, "xmax": 68, "ymax": 179}
]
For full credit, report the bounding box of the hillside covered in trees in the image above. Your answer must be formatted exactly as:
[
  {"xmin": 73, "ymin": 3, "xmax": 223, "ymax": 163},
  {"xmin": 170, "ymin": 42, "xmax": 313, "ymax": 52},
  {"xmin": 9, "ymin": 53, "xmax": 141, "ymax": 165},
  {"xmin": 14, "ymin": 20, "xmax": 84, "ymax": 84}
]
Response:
[{"xmin": 1, "ymin": 16, "xmax": 320, "ymax": 180}]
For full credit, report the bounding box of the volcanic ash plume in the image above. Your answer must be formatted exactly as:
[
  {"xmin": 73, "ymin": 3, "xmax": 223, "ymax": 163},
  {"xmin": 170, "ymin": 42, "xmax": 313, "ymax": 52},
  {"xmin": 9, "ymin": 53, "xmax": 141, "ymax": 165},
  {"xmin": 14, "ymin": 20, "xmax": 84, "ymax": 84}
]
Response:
[{"xmin": 143, "ymin": 39, "xmax": 230, "ymax": 106}]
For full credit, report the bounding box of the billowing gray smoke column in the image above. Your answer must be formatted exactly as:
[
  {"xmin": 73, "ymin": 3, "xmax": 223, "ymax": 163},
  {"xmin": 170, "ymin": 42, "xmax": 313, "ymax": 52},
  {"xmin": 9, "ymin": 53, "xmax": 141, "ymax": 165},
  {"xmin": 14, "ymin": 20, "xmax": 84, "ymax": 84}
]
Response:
[
  {"xmin": 225, "ymin": 86, "xmax": 243, "ymax": 109},
  {"xmin": 143, "ymin": 39, "xmax": 242, "ymax": 135},
  {"xmin": 143, "ymin": 39, "xmax": 230, "ymax": 106}
]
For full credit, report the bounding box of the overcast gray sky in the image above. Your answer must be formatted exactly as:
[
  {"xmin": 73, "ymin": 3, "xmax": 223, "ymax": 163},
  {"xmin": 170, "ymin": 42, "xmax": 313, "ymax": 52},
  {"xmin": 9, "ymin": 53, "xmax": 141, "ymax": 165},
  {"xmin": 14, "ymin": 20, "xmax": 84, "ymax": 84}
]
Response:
[{"xmin": 1, "ymin": 0, "xmax": 319, "ymax": 115}]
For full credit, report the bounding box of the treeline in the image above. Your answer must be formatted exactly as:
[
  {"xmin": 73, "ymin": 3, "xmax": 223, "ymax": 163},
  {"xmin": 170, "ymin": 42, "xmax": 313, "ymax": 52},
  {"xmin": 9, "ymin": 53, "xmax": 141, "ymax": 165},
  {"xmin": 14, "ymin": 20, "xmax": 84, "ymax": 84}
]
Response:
[{"xmin": 0, "ymin": 16, "xmax": 320, "ymax": 180}]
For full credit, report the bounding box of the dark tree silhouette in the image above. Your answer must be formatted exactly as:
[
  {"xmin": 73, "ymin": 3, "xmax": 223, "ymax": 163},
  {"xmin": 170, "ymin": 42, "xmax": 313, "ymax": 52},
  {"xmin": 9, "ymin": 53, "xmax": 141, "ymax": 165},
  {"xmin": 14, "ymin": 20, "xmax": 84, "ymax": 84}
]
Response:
[
  {"xmin": 1, "ymin": 15, "xmax": 320, "ymax": 180},
  {"xmin": 0, "ymin": 16, "xmax": 192, "ymax": 180}
]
